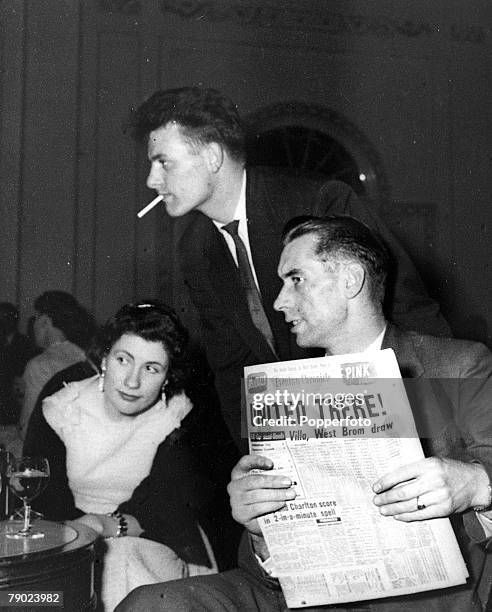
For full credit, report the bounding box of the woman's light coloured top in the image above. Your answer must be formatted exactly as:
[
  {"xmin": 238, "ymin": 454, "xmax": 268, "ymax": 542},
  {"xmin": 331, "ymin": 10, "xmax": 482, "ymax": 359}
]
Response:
[{"xmin": 43, "ymin": 375, "xmax": 192, "ymax": 514}]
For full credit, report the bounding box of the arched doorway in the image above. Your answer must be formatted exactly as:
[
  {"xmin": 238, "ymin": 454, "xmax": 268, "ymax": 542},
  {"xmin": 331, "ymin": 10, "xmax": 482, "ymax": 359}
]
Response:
[{"xmin": 245, "ymin": 101, "xmax": 388, "ymax": 199}]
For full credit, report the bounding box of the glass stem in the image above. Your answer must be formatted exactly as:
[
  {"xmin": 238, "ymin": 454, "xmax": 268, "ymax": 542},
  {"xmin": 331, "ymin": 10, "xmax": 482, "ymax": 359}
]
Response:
[{"xmin": 22, "ymin": 502, "xmax": 31, "ymax": 533}]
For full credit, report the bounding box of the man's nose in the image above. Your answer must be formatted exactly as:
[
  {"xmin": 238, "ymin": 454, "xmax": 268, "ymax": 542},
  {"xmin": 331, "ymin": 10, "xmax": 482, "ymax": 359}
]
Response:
[
  {"xmin": 124, "ymin": 366, "xmax": 141, "ymax": 389},
  {"xmin": 146, "ymin": 163, "xmax": 162, "ymax": 190},
  {"xmin": 273, "ymin": 285, "xmax": 288, "ymax": 312}
]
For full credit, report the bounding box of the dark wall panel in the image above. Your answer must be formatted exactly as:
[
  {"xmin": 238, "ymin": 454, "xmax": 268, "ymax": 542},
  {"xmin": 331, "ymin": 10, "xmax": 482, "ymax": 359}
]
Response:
[
  {"xmin": 92, "ymin": 31, "xmax": 140, "ymax": 321},
  {"xmin": 0, "ymin": 1, "xmax": 25, "ymax": 302},
  {"xmin": 18, "ymin": 0, "xmax": 80, "ymax": 312}
]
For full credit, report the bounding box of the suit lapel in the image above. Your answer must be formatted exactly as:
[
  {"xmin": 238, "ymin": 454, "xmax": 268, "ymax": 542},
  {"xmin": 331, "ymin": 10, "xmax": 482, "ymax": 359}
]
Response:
[
  {"xmin": 382, "ymin": 325, "xmax": 454, "ymax": 448},
  {"xmin": 382, "ymin": 324, "xmax": 424, "ymax": 379},
  {"xmin": 246, "ymin": 169, "xmax": 293, "ymax": 360},
  {"xmin": 203, "ymin": 220, "xmax": 242, "ymax": 302}
]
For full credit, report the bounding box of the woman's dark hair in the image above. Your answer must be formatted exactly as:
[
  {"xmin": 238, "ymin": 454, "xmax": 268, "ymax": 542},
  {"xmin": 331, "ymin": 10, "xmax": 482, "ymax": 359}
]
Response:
[
  {"xmin": 89, "ymin": 300, "xmax": 189, "ymax": 400},
  {"xmin": 34, "ymin": 291, "xmax": 96, "ymax": 351}
]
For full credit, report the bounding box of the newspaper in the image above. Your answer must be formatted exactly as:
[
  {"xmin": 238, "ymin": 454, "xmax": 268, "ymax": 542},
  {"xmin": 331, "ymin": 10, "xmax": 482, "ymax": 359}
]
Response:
[{"xmin": 244, "ymin": 349, "xmax": 468, "ymax": 608}]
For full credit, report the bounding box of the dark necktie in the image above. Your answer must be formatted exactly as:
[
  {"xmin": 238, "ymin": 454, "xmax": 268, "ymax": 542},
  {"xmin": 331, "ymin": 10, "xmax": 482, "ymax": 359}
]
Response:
[{"xmin": 223, "ymin": 220, "xmax": 277, "ymax": 357}]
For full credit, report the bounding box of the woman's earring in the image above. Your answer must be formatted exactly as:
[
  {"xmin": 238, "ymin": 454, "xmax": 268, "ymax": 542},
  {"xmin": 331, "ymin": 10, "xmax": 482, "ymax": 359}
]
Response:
[{"xmin": 99, "ymin": 360, "xmax": 107, "ymax": 392}]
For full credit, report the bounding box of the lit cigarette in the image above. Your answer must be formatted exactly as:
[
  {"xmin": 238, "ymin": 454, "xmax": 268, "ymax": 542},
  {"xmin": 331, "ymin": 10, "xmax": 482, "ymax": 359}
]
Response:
[{"xmin": 137, "ymin": 195, "xmax": 164, "ymax": 218}]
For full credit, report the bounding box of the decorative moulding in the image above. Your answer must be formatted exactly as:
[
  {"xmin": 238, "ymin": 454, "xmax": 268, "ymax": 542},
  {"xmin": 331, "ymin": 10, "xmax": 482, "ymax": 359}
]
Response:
[{"xmin": 96, "ymin": 1, "xmax": 487, "ymax": 45}]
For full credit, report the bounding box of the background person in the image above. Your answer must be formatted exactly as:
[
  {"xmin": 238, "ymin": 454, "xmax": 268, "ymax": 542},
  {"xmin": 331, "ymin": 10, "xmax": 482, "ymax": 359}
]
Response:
[
  {"xmin": 25, "ymin": 301, "xmax": 219, "ymax": 610},
  {"xmin": 19, "ymin": 290, "xmax": 96, "ymax": 439},
  {"xmin": 130, "ymin": 86, "xmax": 450, "ymax": 452},
  {"xmin": 116, "ymin": 216, "xmax": 492, "ymax": 612}
]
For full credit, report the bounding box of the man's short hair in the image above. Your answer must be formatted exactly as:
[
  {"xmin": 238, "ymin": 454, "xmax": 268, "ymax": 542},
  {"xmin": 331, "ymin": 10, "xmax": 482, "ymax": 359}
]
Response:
[
  {"xmin": 34, "ymin": 291, "xmax": 96, "ymax": 350},
  {"xmin": 129, "ymin": 86, "xmax": 246, "ymax": 163},
  {"xmin": 282, "ymin": 215, "xmax": 390, "ymax": 304}
]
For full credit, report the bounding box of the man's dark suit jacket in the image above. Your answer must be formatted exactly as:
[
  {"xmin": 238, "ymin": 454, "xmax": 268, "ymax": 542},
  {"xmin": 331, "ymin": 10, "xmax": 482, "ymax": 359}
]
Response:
[
  {"xmin": 180, "ymin": 167, "xmax": 450, "ymax": 447},
  {"xmin": 115, "ymin": 325, "xmax": 492, "ymax": 612}
]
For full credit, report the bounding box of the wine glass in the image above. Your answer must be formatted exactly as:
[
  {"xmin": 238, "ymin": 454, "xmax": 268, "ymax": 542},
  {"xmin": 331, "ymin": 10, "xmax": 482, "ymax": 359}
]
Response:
[{"xmin": 6, "ymin": 456, "xmax": 50, "ymax": 539}]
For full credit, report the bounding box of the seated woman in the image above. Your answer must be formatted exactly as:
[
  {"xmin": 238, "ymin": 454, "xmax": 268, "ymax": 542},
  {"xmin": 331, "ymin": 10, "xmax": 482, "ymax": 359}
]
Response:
[{"xmin": 24, "ymin": 301, "xmax": 219, "ymax": 610}]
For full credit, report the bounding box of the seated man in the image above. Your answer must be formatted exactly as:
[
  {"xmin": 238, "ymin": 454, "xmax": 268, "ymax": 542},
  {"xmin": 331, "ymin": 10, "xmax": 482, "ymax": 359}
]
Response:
[{"xmin": 116, "ymin": 216, "xmax": 492, "ymax": 611}]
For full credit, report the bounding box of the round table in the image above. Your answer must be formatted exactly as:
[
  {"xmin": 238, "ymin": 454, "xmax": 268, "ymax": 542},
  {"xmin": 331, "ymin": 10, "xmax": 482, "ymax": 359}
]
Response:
[{"xmin": 0, "ymin": 519, "xmax": 97, "ymax": 610}]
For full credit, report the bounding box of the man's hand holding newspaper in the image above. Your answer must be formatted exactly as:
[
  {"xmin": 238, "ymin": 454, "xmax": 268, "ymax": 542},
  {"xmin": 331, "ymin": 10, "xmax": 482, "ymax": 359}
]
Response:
[
  {"xmin": 228, "ymin": 454, "xmax": 295, "ymax": 559},
  {"xmin": 373, "ymin": 456, "xmax": 490, "ymax": 521},
  {"xmin": 229, "ymin": 454, "xmax": 490, "ymax": 565}
]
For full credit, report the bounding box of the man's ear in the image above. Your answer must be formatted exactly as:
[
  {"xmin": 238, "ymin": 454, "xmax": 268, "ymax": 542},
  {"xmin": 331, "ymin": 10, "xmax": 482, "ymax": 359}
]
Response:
[
  {"xmin": 204, "ymin": 141, "xmax": 224, "ymax": 173},
  {"xmin": 343, "ymin": 263, "xmax": 365, "ymax": 299}
]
